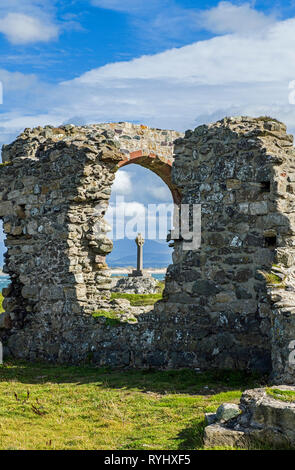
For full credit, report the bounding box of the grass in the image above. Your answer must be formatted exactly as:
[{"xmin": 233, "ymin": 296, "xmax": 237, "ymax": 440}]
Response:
[
  {"xmin": 0, "ymin": 361, "xmax": 263, "ymax": 450},
  {"xmin": 110, "ymin": 280, "xmax": 164, "ymax": 307},
  {"xmin": 92, "ymin": 310, "xmax": 122, "ymax": 326},
  {"xmin": 259, "ymin": 271, "xmax": 285, "ymax": 287},
  {"xmin": 92, "ymin": 309, "xmax": 137, "ymax": 325},
  {"xmin": 265, "ymin": 273, "xmax": 284, "ymax": 285},
  {"xmin": 0, "ymin": 281, "xmax": 165, "ymax": 313},
  {"xmin": 111, "ymin": 292, "xmax": 162, "ymax": 307},
  {"xmin": 266, "ymin": 388, "xmax": 295, "ymax": 403},
  {"xmin": 0, "ymin": 293, "xmax": 4, "ymax": 313}
]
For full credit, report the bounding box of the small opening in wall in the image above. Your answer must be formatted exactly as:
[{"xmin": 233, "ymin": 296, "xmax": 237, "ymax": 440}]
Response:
[
  {"xmin": 264, "ymin": 236, "xmax": 277, "ymax": 248},
  {"xmin": 260, "ymin": 181, "xmax": 271, "ymax": 193},
  {"xmin": 16, "ymin": 204, "xmax": 26, "ymax": 219}
]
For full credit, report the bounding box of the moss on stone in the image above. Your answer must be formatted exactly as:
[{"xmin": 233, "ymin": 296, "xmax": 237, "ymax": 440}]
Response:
[
  {"xmin": 266, "ymin": 273, "xmax": 284, "ymax": 284},
  {"xmin": 260, "ymin": 271, "xmax": 285, "ymax": 287},
  {"xmin": 254, "ymin": 116, "xmax": 283, "ymax": 124},
  {"xmin": 266, "ymin": 388, "xmax": 295, "ymax": 403}
]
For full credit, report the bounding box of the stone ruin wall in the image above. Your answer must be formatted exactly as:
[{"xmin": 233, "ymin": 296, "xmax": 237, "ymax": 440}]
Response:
[
  {"xmin": 168, "ymin": 117, "xmax": 295, "ymax": 381},
  {"xmin": 0, "ymin": 117, "xmax": 295, "ymax": 383}
]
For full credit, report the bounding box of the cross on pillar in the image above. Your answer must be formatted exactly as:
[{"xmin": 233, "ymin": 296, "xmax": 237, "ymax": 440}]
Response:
[
  {"xmin": 136, "ymin": 233, "xmax": 144, "ymax": 274},
  {"xmin": 129, "ymin": 233, "xmax": 147, "ymax": 277}
]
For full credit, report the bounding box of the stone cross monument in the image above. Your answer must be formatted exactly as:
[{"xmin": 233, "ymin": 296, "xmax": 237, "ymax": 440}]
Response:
[
  {"xmin": 129, "ymin": 233, "xmax": 146, "ymax": 277},
  {"xmin": 136, "ymin": 233, "xmax": 144, "ymax": 274}
]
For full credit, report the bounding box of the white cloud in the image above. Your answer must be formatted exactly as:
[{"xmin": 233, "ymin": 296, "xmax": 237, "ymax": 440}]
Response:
[
  {"xmin": 0, "ymin": 0, "xmax": 56, "ymax": 15},
  {"xmin": 1, "ymin": 2, "xmax": 294, "ymax": 260},
  {"xmin": 199, "ymin": 1, "xmax": 276, "ymax": 35},
  {"xmin": 0, "ymin": 13, "xmax": 59, "ymax": 44},
  {"xmin": 71, "ymin": 18, "xmax": 295, "ymax": 85},
  {"xmin": 149, "ymin": 185, "xmax": 172, "ymax": 202},
  {"xmin": 45, "ymin": 16, "xmax": 295, "ymax": 132},
  {"xmin": 105, "ymin": 165, "xmax": 177, "ymax": 241},
  {"xmin": 2, "ymin": 10, "xmax": 295, "ymax": 150},
  {"xmin": 105, "ymin": 199, "xmax": 173, "ymax": 240},
  {"xmin": 0, "ymin": 69, "xmax": 38, "ymax": 91},
  {"xmin": 90, "ymin": 0, "xmax": 163, "ymax": 14},
  {"xmin": 89, "ymin": 1, "xmax": 277, "ymax": 43},
  {"xmin": 111, "ymin": 170, "xmax": 132, "ymax": 195},
  {"xmin": 121, "ymin": 201, "xmax": 145, "ymax": 217},
  {"xmin": 105, "ymin": 200, "xmax": 146, "ymax": 239}
]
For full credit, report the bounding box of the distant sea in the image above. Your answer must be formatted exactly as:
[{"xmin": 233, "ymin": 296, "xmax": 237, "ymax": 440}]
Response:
[
  {"xmin": 0, "ymin": 273, "xmax": 165, "ymax": 292},
  {"xmin": 111, "ymin": 273, "xmax": 165, "ymax": 280},
  {"xmin": 0, "ymin": 275, "xmax": 10, "ymax": 290}
]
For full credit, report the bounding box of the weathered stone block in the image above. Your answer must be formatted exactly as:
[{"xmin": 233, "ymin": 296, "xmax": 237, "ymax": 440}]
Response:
[
  {"xmin": 21, "ymin": 285, "xmax": 39, "ymax": 300},
  {"xmin": 204, "ymin": 387, "xmax": 295, "ymax": 449},
  {"xmin": 0, "ymin": 201, "xmax": 13, "ymax": 217},
  {"xmin": 216, "ymin": 403, "xmax": 240, "ymax": 422},
  {"xmin": 192, "ymin": 280, "xmax": 220, "ymax": 296},
  {"xmin": 249, "ymin": 201, "xmax": 268, "ymax": 215}
]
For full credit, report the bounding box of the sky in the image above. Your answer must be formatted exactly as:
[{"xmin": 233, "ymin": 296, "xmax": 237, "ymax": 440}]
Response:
[
  {"xmin": 106, "ymin": 165, "xmax": 174, "ymax": 240},
  {"xmin": 1, "ymin": 0, "xmax": 295, "ymax": 264}
]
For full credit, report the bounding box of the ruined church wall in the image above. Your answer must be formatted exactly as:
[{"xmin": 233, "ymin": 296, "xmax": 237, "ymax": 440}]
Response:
[
  {"xmin": 163, "ymin": 117, "xmax": 295, "ymax": 376},
  {"xmin": 0, "ymin": 123, "xmax": 186, "ymax": 367},
  {"xmin": 0, "ymin": 129, "xmax": 117, "ymax": 333},
  {"xmin": 1, "ymin": 118, "xmax": 295, "ymax": 378}
]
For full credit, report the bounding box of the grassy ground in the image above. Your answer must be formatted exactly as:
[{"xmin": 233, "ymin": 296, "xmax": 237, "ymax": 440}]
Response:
[
  {"xmin": 0, "ymin": 293, "xmax": 4, "ymax": 313},
  {"xmin": 111, "ymin": 292, "xmax": 162, "ymax": 306},
  {"xmin": 110, "ymin": 280, "xmax": 164, "ymax": 307},
  {"xmin": 92, "ymin": 309, "xmax": 122, "ymax": 325},
  {"xmin": 0, "ymin": 288, "xmax": 268, "ymax": 450},
  {"xmin": 0, "ymin": 361, "xmax": 263, "ymax": 450}
]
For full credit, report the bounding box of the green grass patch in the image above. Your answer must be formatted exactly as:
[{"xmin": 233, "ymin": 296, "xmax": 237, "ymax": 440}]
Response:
[
  {"xmin": 0, "ymin": 361, "xmax": 263, "ymax": 450},
  {"xmin": 266, "ymin": 388, "xmax": 295, "ymax": 403},
  {"xmin": 265, "ymin": 273, "xmax": 284, "ymax": 285},
  {"xmin": 111, "ymin": 292, "xmax": 162, "ymax": 306},
  {"xmin": 259, "ymin": 271, "xmax": 285, "ymax": 287},
  {"xmin": 0, "ymin": 293, "xmax": 4, "ymax": 313},
  {"xmin": 92, "ymin": 310, "xmax": 122, "ymax": 326}
]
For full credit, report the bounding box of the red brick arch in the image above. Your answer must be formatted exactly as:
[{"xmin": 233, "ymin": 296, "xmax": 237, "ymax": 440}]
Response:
[{"xmin": 118, "ymin": 150, "xmax": 181, "ymax": 205}]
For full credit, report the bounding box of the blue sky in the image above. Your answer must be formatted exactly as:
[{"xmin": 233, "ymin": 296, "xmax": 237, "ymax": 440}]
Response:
[
  {"xmin": 1, "ymin": 1, "xmax": 295, "ymax": 83},
  {"xmin": 2, "ymin": 0, "xmax": 295, "ymax": 139},
  {"xmin": 1, "ymin": 0, "xmax": 295, "ymax": 264}
]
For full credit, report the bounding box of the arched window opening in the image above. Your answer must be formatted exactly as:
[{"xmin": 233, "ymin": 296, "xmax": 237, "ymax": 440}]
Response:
[{"xmin": 105, "ymin": 164, "xmax": 175, "ymax": 314}]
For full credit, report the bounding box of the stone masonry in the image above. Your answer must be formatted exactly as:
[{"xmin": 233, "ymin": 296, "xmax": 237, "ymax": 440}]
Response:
[{"xmin": 0, "ymin": 117, "xmax": 295, "ymax": 382}]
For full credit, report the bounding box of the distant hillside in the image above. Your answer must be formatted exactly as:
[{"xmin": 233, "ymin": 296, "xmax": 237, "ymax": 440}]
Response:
[{"xmin": 107, "ymin": 238, "xmax": 172, "ymax": 268}]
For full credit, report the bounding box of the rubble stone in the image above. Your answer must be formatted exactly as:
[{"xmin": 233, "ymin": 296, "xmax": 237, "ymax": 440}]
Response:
[
  {"xmin": 113, "ymin": 275, "xmax": 159, "ymax": 294},
  {"xmin": 204, "ymin": 386, "xmax": 295, "ymax": 449}
]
